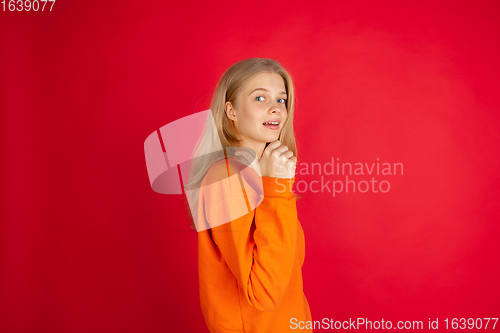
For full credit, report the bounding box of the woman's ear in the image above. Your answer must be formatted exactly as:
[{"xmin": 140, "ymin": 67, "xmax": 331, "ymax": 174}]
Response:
[{"xmin": 225, "ymin": 101, "xmax": 237, "ymax": 122}]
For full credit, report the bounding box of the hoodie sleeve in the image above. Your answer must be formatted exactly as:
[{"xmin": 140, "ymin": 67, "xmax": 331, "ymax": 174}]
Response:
[{"xmin": 207, "ymin": 175, "xmax": 298, "ymax": 311}]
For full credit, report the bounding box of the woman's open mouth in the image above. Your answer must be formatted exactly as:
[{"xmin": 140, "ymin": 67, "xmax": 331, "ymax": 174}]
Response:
[{"xmin": 263, "ymin": 120, "xmax": 280, "ymax": 130}]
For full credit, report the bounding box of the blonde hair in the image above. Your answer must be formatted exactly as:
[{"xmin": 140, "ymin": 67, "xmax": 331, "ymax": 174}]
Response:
[{"xmin": 184, "ymin": 58, "xmax": 301, "ymax": 230}]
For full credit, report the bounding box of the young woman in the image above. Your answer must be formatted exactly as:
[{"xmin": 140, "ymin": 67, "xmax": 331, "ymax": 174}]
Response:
[{"xmin": 184, "ymin": 58, "xmax": 312, "ymax": 332}]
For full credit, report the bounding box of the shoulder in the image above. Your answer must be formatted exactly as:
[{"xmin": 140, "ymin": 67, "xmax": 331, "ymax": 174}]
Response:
[
  {"xmin": 200, "ymin": 156, "xmax": 263, "ymax": 201},
  {"xmin": 200, "ymin": 157, "xmax": 258, "ymax": 229},
  {"xmin": 201, "ymin": 156, "xmax": 248, "ymax": 186}
]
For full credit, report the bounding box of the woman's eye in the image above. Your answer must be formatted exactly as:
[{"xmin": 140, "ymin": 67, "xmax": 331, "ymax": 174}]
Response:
[{"xmin": 255, "ymin": 96, "xmax": 287, "ymax": 103}]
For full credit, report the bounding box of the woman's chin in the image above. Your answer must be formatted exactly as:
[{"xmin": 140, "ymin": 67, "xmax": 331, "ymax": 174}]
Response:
[
  {"xmin": 253, "ymin": 134, "xmax": 279, "ymax": 145},
  {"xmin": 264, "ymin": 134, "xmax": 280, "ymax": 142}
]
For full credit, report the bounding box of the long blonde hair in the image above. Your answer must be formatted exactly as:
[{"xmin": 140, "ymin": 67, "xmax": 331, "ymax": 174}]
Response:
[{"xmin": 184, "ymin": 58, "xmax": 301, "ymax": 230}]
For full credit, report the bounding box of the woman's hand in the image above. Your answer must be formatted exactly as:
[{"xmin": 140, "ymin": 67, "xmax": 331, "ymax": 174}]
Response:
[{"xmin": 259, "ymin": 140, "xmax": 297, "ymax": 179}]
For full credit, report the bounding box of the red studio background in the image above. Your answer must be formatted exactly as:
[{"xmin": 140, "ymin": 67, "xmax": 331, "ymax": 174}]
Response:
[{"xmin": 1, "ymin": 1, "xmax": 499, "ymax": 332}]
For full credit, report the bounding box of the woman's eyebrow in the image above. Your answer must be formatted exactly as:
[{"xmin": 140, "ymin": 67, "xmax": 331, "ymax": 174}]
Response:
[{"xmin": 249, "ymin": 88, "xmax": 287, "ymax": 96}]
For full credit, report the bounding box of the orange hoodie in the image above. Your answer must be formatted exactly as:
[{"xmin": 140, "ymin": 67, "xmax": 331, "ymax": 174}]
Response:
[{"xmin": 197, "ymin": 156, "xmax": 312, "ymax": 332}]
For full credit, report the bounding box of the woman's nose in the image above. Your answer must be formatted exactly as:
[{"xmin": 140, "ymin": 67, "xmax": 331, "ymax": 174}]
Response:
[{"xmin": 270, "ymin": 103, "xmax": 282, "ymax": 114}]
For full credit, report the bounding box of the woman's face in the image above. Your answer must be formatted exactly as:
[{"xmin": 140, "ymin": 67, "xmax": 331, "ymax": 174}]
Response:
[{"xmin": 225, "ymin": 72, "xmax": 288, "ymax": 153}]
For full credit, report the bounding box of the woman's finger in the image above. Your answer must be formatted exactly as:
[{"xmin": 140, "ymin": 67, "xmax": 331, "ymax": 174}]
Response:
[{"xmin": 281, "ymin": 150, "xmax": 294, "ymax": 159}]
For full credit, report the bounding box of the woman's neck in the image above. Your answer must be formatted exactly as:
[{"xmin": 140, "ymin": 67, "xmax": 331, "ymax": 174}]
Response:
[{"xmin": 238, "ymin": 140, "xmax": 266, "ymax": 162}]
